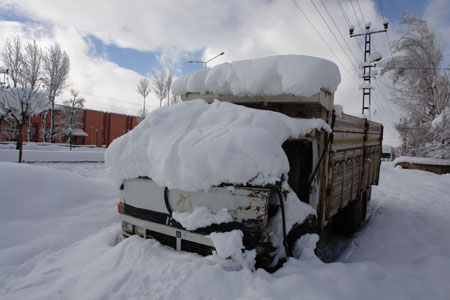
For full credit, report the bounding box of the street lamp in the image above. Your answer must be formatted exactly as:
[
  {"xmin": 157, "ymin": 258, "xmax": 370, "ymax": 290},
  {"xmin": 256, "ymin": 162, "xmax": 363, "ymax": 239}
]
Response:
[{"xmin": 189, "ymin": 52, "xmax": 225, "ymax": 69}]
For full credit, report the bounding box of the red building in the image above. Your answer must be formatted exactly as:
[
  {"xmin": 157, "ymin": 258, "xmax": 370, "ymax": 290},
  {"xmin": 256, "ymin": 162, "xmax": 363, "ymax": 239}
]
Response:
[{"xmin": 0, "ymin": 107, "xmax": 139, "ymax": 147}]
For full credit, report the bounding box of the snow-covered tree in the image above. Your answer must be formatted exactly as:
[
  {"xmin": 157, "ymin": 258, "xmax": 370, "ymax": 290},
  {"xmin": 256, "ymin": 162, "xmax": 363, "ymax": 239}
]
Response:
[
  {"xmin": 152, "ymin": 69, "xmax": 172, "ymax": 107},
  {"xmin": 136, "ymin": 76, "xmax": 151, "ymax": 115},
  {"xmin": 381, "ymin": 11, "xmax": 450, "ymax": 158},
  {"xmin": 43, "ymin": 43, "xmax": 70, "ymax": 143},
  {"xmin": 55, "ymin": 89, "xmax": 85, "ymax": 150},
  {"xmin": 1, "ymin": 37, "xmax": 48, "ymax": 155},
  {"xmin": 0, "ymin": 87, "xmax": 49, "ymax": 162}
]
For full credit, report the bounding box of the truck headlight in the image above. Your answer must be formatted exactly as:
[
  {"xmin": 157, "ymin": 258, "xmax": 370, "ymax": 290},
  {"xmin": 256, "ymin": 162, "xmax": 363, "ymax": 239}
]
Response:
[
  {"xmin": 134, "ymin": 225, "xmax": 145, "ymax": 237},
  {"xmin": 122, "ymin": 221, "xmax": 134, "ymax": 234}
]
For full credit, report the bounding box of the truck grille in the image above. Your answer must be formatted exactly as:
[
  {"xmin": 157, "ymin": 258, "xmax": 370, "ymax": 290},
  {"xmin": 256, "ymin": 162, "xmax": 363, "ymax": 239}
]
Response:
[
  {"xmin": 146, "ymin": 229, "xmax": 214, "ymax": 256},
  {"xmin": 146, "ymin": 230, "xmax": 176, "ymax": 249},
  {"xmin": 181, "ymin": 239, "xmax": 214, "ymax": 256}
]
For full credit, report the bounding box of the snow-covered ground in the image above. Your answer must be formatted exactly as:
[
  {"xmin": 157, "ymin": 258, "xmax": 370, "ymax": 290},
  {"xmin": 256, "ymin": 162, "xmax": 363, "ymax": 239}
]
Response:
[
  {"xmin": 0, "ymin": 143, "xmax": 105, "ymax": 163},
  {"xmin": 1, "ymin": 162, "xmax": 449, "ymax": 300}
]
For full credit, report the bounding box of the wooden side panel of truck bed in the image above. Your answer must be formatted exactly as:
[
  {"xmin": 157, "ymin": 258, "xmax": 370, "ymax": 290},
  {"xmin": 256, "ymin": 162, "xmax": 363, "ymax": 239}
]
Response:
[{"xmin": 325, "ymin": 114, "xmax": 383, "ymax": 219}]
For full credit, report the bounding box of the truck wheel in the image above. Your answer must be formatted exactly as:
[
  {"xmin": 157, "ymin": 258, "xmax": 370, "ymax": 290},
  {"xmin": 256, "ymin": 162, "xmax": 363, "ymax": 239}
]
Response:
[
  {"xmin": 361, "ymin": 187, "xmax": 371, "ymax": 222},
  {"xmin": 345, "ymin": 198, "xmax": 363, "ymax": 233},
  {"xmin": 332, "ymin": 196, "xmax": 364, "ymax": 235},
  {"xmin": 286, "ymin": 215, "xmax": 318, "ymax": 255}
]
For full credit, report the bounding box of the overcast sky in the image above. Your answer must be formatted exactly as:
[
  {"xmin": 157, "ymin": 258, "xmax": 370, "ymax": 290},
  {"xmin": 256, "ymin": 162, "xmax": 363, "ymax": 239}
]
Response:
[{"xmin": 0, "ymin": 0, "xmax": 449, "ymax": 146}]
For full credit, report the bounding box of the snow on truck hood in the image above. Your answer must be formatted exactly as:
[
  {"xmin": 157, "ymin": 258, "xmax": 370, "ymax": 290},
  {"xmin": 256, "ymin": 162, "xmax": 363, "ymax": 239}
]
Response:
[
  {"xmin": 172, "ymin": 55, "xmax": 341, "ymax": 97},
  {"xmin": 105, "ymin": 99, "xmax": 330, "ymax": 191}
]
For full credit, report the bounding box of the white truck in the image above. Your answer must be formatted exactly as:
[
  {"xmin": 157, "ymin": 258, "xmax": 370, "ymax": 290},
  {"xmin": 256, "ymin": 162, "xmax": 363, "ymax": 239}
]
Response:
[{"xmin": 110, "ymin": 55, "xmax": 383, "ymax": 269}]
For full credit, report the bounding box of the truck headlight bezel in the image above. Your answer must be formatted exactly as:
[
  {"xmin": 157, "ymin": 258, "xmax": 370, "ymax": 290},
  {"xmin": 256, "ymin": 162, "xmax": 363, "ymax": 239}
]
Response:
[{"xmin": 122, "ymin": 221, "xmax": 134, "ymax": 234}]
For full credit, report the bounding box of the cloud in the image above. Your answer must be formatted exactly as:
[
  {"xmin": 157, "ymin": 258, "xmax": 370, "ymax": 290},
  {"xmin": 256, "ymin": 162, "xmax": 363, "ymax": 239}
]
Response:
[
  {"xmin": 0, "ymin": 0, "xmax": 403, "ymax": 144},
  {"xmin": 423, "ymin": 0, "xmax": 450, "ymax": 46}
]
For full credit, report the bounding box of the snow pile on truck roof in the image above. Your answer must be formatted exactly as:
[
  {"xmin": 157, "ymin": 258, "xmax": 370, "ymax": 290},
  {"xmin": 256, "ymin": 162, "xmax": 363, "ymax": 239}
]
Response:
[
  {"xmin": 105, "ymin": 99, "xmax": 330, "ymax": 191},
  {"xmin": 172, "ymin": 55, "xmax": 341, "ymax": 97}
]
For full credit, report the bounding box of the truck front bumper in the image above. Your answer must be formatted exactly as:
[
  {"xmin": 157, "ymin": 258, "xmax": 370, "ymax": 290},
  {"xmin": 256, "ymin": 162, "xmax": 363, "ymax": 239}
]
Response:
[{"xmin": 120, "ymin": 214, "xmax": 215, "ymax": 255}]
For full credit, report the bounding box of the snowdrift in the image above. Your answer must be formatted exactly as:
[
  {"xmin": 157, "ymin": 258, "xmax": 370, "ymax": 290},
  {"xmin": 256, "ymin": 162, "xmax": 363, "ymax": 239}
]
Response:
[
  {"xmin": 2, "ymin": 163, "xmax": 450, "ymax": 299},
  {"xmin": 105, "ymin": 99, "xmax": 330, "ymax": 191},
  {"xmin": 172, "ymin": 55, "xmax": 341, "ymax": 97}
]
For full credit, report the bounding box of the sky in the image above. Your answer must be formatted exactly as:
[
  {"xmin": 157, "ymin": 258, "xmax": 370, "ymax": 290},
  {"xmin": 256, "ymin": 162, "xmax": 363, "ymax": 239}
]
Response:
[{"xmin": 0, "ymin": 0, "xmax": 449, "ymax": 146}]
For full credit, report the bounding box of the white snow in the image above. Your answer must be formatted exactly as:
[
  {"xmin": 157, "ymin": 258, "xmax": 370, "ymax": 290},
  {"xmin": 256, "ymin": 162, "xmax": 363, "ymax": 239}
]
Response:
[
  {"xmin": 208, "ymin": 230, "xmax": 244, "ymax": 258},
  {"xmin": 1, "ymin": 162, "xmax": 450, "ymax": 299},
  {"xmin": 267, "ymin": 184, "xmax": 316, "ymax": 262},
  {"xmin": 394, "ymin": 156, "xmax": 450, "ymax": 166},
  {"xmin": 334, "ymin": 104, "xmax": 344, "ymax": 118},
  {"xmin": 172, "ymin": 207, "xmax": 233, "ymax": 231},
  {"xmin": 0, "ymin": 143, "xmax": 105, "ymax": 162},
  {"xmin": 359, "ymin": 83, "xmax": 374, "ymax": 90},
  {"xmin": 431, "ymin": 107, "xmax": 449, "ymax": 129},
  {"xmin": 105, "ymin": 99, "xmax": 330, "ymax": 191},
  {"xmin": 292, "ymin": 234, "xmax": 321, "ymax": 262},
  {"xmin": 0, "ymin": 87, "xmax": 49, "ymax": 120},
  {"xmin": 172, "ymin": 55, "xmax": 341, "ymax": 97}
]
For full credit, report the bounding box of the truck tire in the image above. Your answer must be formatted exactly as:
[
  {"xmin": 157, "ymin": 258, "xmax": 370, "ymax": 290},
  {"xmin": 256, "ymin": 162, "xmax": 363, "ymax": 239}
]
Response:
[
  {"xmin": 344, "ymin": 198, "xmax": 363, "ymax": 233},
  {"xmin": 332, "ymin": 192, "xmax": 368, "ymax": 235}
]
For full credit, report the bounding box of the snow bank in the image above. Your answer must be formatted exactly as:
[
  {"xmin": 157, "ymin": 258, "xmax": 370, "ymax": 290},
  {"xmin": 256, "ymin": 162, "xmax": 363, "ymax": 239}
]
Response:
[
  {"xmin": 394, "ymin": 156, "xmax": 450, "ymax": 166},
  {"xmin": 0, "ymin": 143, "xmax": 105, "ymax": 162},
  {"xmin": 105, "ymin": 99, "xmax": 330, "ymax": 191},
  {"xmin": 0, "ymin": 162, "xmax": 117, "ymax": 269},
  {"xmin": 0, "ymin": 142, "xmax": 102, "ymax": 151},
  {"xmin": 172, "ymin": 55, "xmax": 341, "ymax": 97},
  {"xmin": 0, "ymin": 149, "xmax": 105, "ymax": 162},
  {"xmin": 172, "ymin": 207, "xmax": 233, "ymax": 231},
  {"xmin": 3, "ymin": 163, "xmax": 450, "ymax": 299}
]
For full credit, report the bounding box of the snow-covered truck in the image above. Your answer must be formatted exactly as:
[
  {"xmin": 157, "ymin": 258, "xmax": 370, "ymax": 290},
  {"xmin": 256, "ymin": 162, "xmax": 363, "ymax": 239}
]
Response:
[{"xmin": 107, "ymin": 55, "xmax": 383, "ymax": 268}]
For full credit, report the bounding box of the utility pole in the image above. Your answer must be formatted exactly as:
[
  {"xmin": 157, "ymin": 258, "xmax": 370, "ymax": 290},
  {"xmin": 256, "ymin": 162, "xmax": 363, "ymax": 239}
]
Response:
[{"xmin": 350, "ymin": 20, "xmax": 389, "ymax": 116}]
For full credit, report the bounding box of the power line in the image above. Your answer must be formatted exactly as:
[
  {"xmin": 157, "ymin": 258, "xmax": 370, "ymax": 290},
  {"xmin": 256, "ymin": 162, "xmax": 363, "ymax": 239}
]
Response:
[
  {"xmin": 355, "ymin": 0, "xmax": 367, "ymax": 25},
  {"xmin": 374, "ymin": 80, "xmax": 401, "ymax": 120},
  {"xmin": 77, "ymin": 90, "xmax": 143, "ymax": 107},
  {"xmin": 378, "ymin": 0, "xmax": 394, "ymax": 58},
  {"xmin": 336, "ymin": 0, "xmax": 351, "ymax": 27},
  {"xmin": 309, "ymin": 0, "xmax": 360, "ymax": 74},
  {"xmin": 349, "ymin": 0, "xmax": 364, "ymax": 32},
  {"xmin": 319, "ymin": 0, "xmax": 359, "ymax": 62},
  {"xmin": 291, "ymin": 0, "xmax": 358, "ymax": 82},
  {"xmin": 336, "ymin": 0, "xmax": 364, "ymax": 55}
]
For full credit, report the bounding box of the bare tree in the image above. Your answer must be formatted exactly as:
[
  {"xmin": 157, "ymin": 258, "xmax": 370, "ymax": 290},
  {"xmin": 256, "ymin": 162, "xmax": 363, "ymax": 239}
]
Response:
[
  {"xmin": 137, "ymin": 76, "xmax": 151, "ymax": 115},
  {"xmin": 152, "ymin": 69, "xmax": 172, "ymax": 107},
  {"xmin": 166, "ymin": 71, "xmax": 172, "ymax": 105},
  {"xmin": 0, "ymin": 87, "xmax": 49, "ymax": 162},
  {"xmin": 23, "ymin": 41, "xmax": 43, "ymax": 89},
  {"xmin": 43, "ymin": 43, "xmax": 70, "ymax": 143},
  {"xmin": 23, "ymin": 40, "xmax": 43, "ymax": 141},
  {"xmin": 1, "ymin": 36, "xmax": 24, "ymax": 88},
  {"xmin": 381, "ymin": 11, "xmax": 450, "ymax": 158},
  {"xmin": 55, "ymin": 89, "xmax": 85, "ymax": 150}
]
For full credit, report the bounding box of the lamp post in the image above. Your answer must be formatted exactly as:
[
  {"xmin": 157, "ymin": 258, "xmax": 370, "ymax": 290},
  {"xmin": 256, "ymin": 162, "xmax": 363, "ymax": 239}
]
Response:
[{"xmin": 189, "ymin": 52, "xmax": 225, "ymax": 69}]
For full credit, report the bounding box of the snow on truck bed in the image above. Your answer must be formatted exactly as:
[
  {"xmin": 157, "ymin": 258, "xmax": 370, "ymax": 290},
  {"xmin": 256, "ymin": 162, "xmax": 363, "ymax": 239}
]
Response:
[
  {"xmin": 172, "ymin": 55, "xmax": 341, "ymax": 97},
  {"xmin": 105, "ymin": 99, "xmax": 330, "ymax": 191}
]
